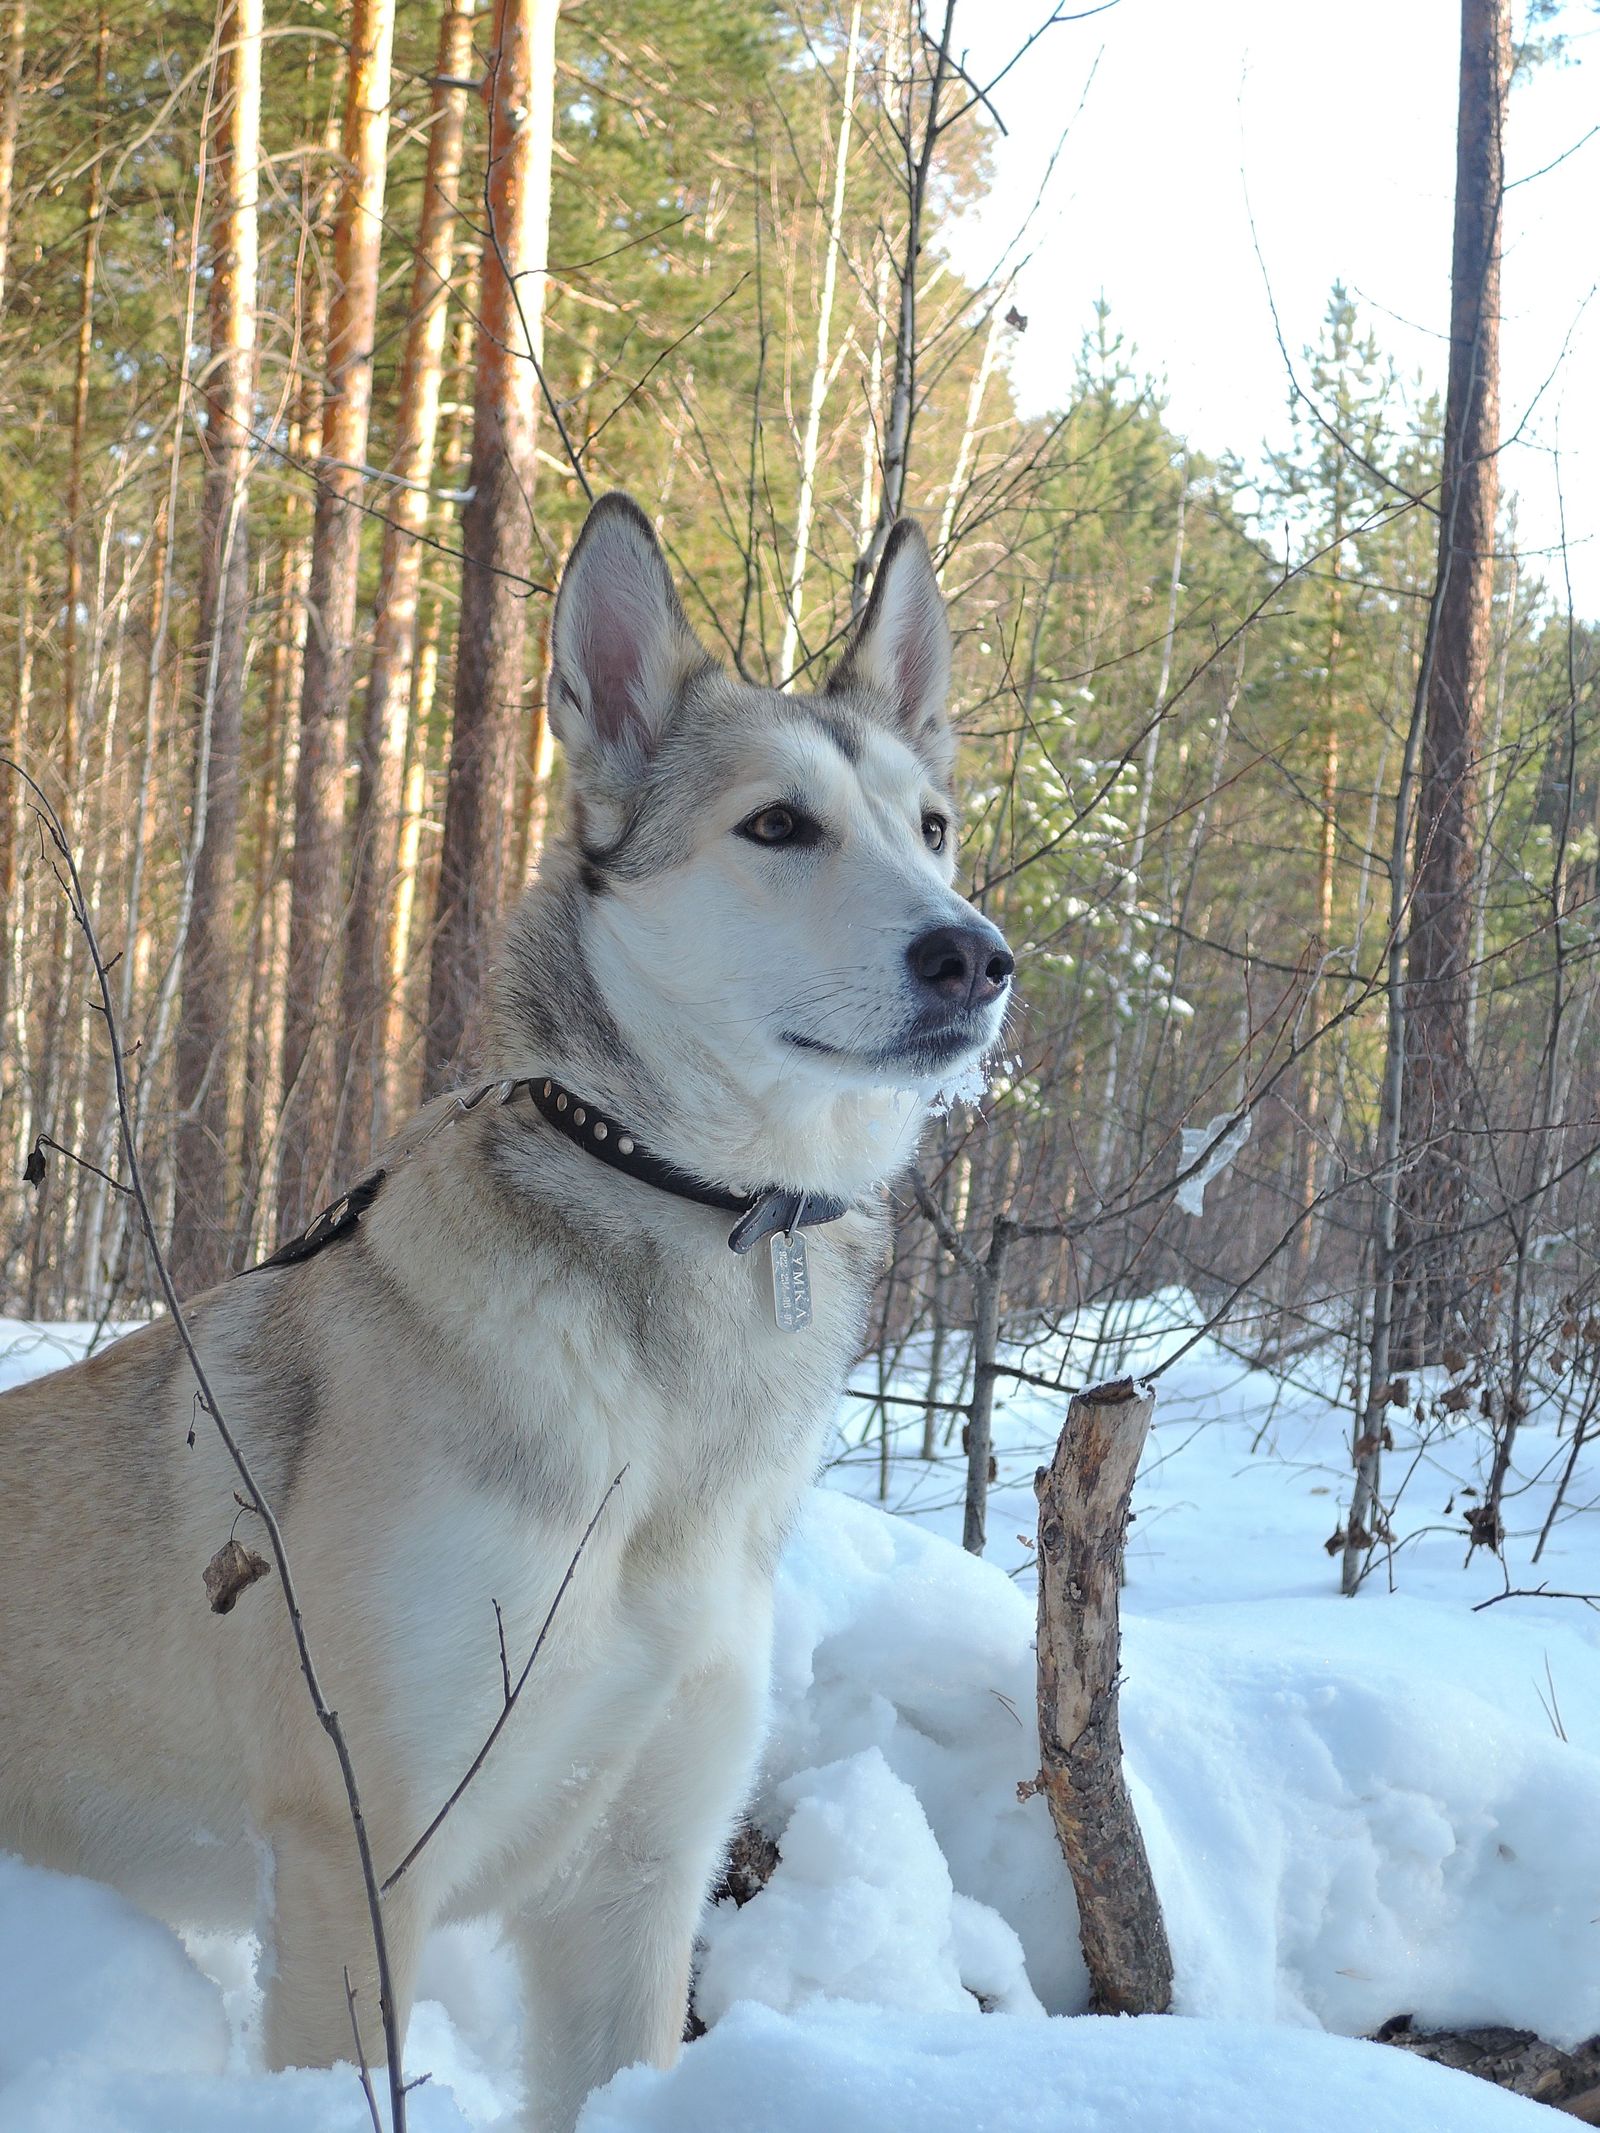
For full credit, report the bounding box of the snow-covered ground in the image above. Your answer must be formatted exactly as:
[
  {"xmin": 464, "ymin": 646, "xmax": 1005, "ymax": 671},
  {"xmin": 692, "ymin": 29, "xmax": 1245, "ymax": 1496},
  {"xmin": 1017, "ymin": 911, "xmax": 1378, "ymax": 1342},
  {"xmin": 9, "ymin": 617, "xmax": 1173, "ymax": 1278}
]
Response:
[{"xmin": 3, "ymin": 1300, "xmax": 1598, "ymax": 2131}]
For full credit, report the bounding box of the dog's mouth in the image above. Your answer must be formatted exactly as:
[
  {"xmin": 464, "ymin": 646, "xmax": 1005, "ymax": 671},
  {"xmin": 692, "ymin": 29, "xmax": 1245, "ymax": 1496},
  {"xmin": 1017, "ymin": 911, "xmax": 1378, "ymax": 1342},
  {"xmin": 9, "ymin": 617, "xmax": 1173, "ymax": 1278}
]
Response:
[{"xmin": 781, "ymin": 1013, "xmax": 996, "ymax": 1078}]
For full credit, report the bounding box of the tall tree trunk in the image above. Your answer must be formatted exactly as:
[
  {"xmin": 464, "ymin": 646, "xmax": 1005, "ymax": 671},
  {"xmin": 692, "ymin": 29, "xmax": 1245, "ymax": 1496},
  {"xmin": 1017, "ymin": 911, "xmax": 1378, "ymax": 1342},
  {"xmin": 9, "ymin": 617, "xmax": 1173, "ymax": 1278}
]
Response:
[
  {"xmin": 1093, "ymin": 479, "xmax": 1187, "ymax": 1190},
  {"xmin": 778, "ymin": 0, "xmax": 860, "ymax": 684},
  {"xmin": 1296, "ymin": 529, "xmax": 1345, "ymax": 1278},
  {"xmin": 172, "ymin": 0, "xmax": 263, "ymax": 1295},
  {"xmin": 382, "ymin": 265, "xmax": 477, "ymax": 1120},
  {"xmin": 336, "ymin": 0, "xmax": 474, "ymax": 1176},
  {"xmin": 27, "ymin": 10, "xmax": 104, "ymax": 1316},
  {"xmin": 243, "ymin": 104, "xmax": 339, "ymax": 1244},
  {"xmin": 933, "ymin": 294, "xmax": 1006, "ymax": 573},
  {"xmin": 1394, "ymin": 0, "xmax": 1510, "ymax": 1362},
  {"xmin": 0, "ymin": 552, "xmax": 34, "ymax": 1112},
  {"xmin": 850, "ymin": 1, "xmax": 953, "ymax": 611},
  {"xmin": 0, "ymin": 0, "xmax": 26, "ymax": 315},
  {"xmin": 424, "ymin": 0, "xmax": 556, "ymax": 1090},
  {"xmin": 278, "ymin": 0, "xmax": 396, "ymax": 1237},
  {"xmin": 60, "ymin": 11, "xmax": 107, "ymax": 812}
]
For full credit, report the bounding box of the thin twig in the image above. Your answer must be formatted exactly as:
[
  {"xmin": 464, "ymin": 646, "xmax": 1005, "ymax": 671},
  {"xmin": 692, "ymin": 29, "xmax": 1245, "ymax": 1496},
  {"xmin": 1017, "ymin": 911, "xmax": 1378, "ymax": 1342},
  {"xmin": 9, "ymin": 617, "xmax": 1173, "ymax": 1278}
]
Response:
[
  {"xmin": 344, "ymin": 1968, "xmax": 384, "ymax": 2133},
  {"xmin": 1473, "ymin": 1583, "xmax": 1600, "ymax": 1614},
  {"xmin": 25, "ymin": 1132, "xmax": 131, "ymax": 1197},
  {"xmin": 382, "ymin": 1467, "xmax": 627, "ymax": 1894}
]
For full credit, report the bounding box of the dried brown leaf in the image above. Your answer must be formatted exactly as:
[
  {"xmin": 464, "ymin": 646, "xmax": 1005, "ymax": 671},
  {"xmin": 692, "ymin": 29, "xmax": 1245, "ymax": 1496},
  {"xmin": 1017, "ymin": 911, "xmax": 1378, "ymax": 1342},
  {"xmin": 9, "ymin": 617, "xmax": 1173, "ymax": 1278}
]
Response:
[{"xmin": 203, "ymin": 1538, "xmax": 270, "ymax": 1615}]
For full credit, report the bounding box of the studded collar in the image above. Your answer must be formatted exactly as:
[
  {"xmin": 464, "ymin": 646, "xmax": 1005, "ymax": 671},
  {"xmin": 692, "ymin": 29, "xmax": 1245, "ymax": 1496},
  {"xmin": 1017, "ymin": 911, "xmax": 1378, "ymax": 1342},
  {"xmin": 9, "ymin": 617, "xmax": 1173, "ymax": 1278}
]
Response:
[
  {"xmin": 248, "ymin": 1072, "xmax": 856, "ymax": 1276},
  {"xmin": 522, "ymin": 1075, "xmax": 852, "ymax": 1254}
]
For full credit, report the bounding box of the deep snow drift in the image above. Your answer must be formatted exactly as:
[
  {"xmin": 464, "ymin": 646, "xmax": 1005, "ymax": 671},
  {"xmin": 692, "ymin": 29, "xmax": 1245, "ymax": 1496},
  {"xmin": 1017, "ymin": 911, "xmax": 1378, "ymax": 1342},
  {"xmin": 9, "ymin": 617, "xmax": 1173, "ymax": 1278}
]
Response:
[{"xmin": 3, "ymin": 1302, "xmax": 1597, "ymax": 2130}]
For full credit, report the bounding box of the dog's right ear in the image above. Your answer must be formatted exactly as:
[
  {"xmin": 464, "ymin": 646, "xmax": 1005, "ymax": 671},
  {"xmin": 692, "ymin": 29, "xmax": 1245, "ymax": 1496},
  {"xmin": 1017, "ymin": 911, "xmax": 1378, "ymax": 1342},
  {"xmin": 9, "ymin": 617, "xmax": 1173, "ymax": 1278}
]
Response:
[
  {"xmin": 825, "ymin": 520, "xmax": 955, "ymax": 783},
  {"xmin": 548, "ymin": 492, "xmax": 712, "ymax": 786}
]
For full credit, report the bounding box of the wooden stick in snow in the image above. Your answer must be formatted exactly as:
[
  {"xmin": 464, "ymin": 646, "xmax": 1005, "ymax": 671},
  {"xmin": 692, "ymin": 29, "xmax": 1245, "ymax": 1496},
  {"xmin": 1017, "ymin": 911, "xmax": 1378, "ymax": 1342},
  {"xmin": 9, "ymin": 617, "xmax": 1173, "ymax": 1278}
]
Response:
[{"xmin": 1031, "ymin": 1375, "xmax": 1172, "ymax": 2016}]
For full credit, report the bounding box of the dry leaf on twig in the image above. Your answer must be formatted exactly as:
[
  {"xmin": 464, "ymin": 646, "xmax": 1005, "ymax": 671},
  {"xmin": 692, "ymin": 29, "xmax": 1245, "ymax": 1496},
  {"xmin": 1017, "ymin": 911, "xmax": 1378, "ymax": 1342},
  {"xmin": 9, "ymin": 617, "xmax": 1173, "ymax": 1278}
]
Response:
[{"xmin": 203, "ymin": 1538, "xmax": 271, "ymax": 1615}]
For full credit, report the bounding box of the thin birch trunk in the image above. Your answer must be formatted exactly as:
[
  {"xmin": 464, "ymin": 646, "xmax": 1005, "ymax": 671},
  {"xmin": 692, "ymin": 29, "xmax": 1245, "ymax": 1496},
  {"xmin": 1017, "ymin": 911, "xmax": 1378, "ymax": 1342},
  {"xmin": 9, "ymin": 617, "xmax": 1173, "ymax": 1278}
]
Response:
[
  {"xmin": 851, "ymin": 0, "xmax": 956, "ymax": 609},
  {"xmin": 382, "ymin": 269, "xmax": 476, "ymax": 1118},
  {"xmin": 934, "ymin": 295, "xmax": 1006, "ymax": 573},
  {"xmin": 855, "ymin": 241, "xmax": 892, "ymax": 566},
  {"xmin": 778, "ymin": 0, "xmax": 860, "ymax": 685},
  {"xmin": 1466, "ymin": 518, "xmax": 1517, "ymax": 1058},
  {"xmin": 1094, "ymin": 478, "xmax": 1187, "ymax": 1188},
  {"xmin": 1295, "ymin": 520, "xmax": 1346, "ymax": 1277},
  {"xmin": 0, "ymin": 551, "xmax": 34, "ymax": 1120}
]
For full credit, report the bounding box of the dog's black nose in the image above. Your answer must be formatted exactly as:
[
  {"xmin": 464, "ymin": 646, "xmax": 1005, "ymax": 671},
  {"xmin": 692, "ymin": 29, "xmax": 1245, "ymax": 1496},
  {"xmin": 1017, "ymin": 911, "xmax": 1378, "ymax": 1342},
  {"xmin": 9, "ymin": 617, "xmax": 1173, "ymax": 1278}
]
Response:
[{"xmin": 907, "ymin": 923, "xmax": 1015, "ymax": 1011}]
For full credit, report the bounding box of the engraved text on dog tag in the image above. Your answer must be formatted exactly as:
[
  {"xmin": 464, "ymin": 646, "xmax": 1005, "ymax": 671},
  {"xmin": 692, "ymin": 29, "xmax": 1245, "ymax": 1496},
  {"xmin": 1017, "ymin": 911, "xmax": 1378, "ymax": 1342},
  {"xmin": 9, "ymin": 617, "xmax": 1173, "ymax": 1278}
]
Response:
[{"xmin": 769, "ymin": 1231, "xmax": 814, "ymax": 1332}]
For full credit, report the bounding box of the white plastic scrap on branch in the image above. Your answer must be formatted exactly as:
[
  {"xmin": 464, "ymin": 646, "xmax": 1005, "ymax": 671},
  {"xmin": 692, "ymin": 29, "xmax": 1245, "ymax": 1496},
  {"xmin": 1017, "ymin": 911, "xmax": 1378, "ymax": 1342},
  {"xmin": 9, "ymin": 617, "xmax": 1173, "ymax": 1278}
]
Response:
[{"xmin": 1175, "ymin": 1112, "xmax": 1252, "ymax": 1217}]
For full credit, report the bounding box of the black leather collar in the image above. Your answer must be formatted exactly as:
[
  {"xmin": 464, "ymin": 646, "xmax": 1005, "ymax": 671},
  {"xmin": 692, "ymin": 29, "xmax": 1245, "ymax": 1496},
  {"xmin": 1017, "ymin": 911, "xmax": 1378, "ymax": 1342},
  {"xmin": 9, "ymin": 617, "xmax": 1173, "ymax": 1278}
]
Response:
[
  {"xmin": 247, "ymin": 1073, "xmax": 854, "ymax": 1277},
  {"xmin": 522, "ymin": 1075, "xmax": 851, "ymax": 1254}
]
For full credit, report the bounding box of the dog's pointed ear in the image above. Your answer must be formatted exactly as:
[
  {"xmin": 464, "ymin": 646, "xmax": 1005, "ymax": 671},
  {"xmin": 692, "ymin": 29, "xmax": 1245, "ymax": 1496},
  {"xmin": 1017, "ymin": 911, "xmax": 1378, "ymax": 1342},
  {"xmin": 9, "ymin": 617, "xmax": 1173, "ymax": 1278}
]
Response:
[
  {"xmin": 827, "ymin": 521, "xmax": 954, "ymax": 782},
  {"xmin": 548, "ymin": 492, "xmax": 713, "ymax": 781}
]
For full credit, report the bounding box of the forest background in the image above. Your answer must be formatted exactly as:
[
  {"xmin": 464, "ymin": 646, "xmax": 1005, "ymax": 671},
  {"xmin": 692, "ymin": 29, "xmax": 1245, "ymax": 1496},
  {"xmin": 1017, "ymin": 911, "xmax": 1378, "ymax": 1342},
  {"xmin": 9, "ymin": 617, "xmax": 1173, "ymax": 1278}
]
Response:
[{"xmin": 1, "ymin": 0, "xmax": 1596, "ymax": 1595}]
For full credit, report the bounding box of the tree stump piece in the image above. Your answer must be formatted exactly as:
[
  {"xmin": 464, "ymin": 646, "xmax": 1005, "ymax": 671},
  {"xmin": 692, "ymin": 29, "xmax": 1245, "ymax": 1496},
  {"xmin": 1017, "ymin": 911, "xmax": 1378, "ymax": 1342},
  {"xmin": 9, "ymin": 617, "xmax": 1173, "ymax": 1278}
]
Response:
[{"xmin": 1032, "ymin": 1375, "xmax": 1172, "ymax": 2015}]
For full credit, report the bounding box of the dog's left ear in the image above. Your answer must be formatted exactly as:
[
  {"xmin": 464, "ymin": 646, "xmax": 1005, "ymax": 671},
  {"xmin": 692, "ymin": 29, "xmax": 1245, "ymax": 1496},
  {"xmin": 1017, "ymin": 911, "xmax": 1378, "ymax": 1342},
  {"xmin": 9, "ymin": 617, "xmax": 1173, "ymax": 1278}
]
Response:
[
  {"xmin": 549, "ymin": 491, "xmax": 713, "ymax": 785},
  {"xmin": 827, "ymin": 521, "xmax": 954, "ymax": 782}
]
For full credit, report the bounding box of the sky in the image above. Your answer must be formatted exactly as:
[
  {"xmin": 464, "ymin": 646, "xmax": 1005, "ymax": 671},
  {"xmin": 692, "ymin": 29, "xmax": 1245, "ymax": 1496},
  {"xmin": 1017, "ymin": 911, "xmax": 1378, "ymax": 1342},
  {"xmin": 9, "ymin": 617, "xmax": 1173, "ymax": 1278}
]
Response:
[{"xmin": 948, "ymin": 0, "xmax": 1600, "ymax": 617}]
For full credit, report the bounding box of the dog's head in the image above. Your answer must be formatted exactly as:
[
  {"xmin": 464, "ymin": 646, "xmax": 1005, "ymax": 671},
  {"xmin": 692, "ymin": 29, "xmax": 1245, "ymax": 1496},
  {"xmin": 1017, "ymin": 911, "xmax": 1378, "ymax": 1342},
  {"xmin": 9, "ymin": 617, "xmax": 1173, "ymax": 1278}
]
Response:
[{"xmin": 524, "ymin": 491, "xmax": 1012, "ymax": 1183}]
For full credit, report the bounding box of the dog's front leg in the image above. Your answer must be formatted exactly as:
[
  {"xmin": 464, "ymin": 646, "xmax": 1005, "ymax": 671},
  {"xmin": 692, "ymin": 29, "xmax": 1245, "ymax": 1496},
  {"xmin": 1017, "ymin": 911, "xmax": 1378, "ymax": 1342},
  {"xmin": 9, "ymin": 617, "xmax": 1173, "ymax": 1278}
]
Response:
[
  {"xmin": 514, "ymin": 1639, "xmax": 768, "ymax": 2133},
  {"xmin": 261, "ymin": 1806, "xmax": 429, "ymax": 2075}
]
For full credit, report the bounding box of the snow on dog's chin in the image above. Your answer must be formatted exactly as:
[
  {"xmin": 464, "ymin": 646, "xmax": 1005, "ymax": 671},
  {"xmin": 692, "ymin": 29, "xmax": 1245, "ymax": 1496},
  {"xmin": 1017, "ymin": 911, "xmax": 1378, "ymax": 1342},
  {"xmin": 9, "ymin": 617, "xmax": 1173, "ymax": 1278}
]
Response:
[
  {"xmin": 877, "ymin": 1042, "xmax": 996, "ymax": 1116},
  {"xmin": 833, "ymin": 1046, "xmax": 995, "ymax": 1169}
]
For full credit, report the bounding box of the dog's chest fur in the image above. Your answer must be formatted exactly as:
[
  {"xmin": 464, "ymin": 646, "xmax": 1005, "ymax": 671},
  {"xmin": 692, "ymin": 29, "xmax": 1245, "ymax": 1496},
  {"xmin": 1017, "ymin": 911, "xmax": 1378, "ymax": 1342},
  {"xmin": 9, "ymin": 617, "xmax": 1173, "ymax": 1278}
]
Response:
[{"xmin": 307, "ymin": 1126, "xmax": 888, "ymax": 1902}]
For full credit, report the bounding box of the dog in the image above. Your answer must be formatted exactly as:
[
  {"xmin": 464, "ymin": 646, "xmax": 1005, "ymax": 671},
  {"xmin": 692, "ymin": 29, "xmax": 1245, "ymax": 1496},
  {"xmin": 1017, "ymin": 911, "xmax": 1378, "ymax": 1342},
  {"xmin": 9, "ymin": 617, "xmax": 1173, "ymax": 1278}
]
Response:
[{"xmin": 0, "ymin": 493, "xmax": 1013, "ymax": 2130}]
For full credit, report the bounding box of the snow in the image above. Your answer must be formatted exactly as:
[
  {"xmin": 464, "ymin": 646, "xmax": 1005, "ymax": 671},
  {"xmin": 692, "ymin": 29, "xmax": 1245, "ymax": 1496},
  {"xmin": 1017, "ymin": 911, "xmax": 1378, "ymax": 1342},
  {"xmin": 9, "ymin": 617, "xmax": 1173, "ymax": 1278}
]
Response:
[
  {"xmin": 582, "ymin": 2003, "xmax": 1554, "ymax": 2133},
  {"xmin": 0, "ymin": 1854, "xmax": 475, "ymax": 2131},
  {"xmin": 5, "ymin": 1305, "xmax": 1600, "ymax": 2131},
  {"xmin": 696, "ymin": 1746, "xmax": 1044, "ymax": 2025}
]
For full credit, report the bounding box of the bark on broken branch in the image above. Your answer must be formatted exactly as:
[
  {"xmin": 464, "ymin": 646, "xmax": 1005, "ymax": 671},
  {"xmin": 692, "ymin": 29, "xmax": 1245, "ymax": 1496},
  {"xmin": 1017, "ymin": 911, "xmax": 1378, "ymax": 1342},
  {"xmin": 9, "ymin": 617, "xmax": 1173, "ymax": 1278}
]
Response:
[{"xmin": 1031, "ymin": 1375, "xmax": 1172, "ymax": 2015}]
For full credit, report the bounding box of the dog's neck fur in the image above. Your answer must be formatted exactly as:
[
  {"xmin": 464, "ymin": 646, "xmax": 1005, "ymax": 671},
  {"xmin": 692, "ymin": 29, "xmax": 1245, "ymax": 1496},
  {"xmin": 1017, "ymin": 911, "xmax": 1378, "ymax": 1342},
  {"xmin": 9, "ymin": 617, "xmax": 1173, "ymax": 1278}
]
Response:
[{"xmin": 485, "ymin": 842, "xmax": 927, "ymax": 1205}]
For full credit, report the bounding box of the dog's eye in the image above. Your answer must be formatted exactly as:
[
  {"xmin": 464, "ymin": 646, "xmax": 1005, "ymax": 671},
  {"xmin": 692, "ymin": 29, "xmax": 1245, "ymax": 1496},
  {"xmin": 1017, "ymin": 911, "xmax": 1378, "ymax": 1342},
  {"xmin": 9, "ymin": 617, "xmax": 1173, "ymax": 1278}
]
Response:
[
  {"xmin": 739, "ymin": 805, "xmax": 819, "ymax": 848},
  {"xmin": 921, "ymin": 812, "xmax": 949, "ymax": 853}
]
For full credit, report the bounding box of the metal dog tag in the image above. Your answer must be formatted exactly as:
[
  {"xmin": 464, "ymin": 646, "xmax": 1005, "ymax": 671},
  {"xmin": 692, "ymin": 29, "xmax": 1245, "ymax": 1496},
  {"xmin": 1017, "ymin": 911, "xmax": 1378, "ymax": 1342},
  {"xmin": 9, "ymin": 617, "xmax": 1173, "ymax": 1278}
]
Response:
[{"xmin": 769, "ymin": 1230, "xmax": 814, "ymax": 1333}]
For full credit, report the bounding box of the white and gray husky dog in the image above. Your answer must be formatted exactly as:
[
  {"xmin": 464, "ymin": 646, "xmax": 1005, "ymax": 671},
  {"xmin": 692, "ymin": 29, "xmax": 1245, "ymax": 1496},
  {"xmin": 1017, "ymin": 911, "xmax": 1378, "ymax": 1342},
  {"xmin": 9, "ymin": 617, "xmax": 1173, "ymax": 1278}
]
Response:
[{"xmin": 0, "ymin": 494, "xmax": 1012, "ymax": 2129}]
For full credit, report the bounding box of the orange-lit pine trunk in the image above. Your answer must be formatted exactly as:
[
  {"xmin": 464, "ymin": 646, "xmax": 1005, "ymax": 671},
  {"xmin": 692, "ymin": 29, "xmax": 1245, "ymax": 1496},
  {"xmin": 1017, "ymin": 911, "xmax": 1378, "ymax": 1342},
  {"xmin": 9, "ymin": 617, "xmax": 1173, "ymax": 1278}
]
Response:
[
  {"xmin": 0, "ymin": 0, "xmax": 26, "ymax": 314},
  {"xmin": 278, "ymin": 0, "xmax": 395, "ymax": 1238},
  {"xmin": 336, "ymin": 0, "xmax": 475, "ymax": 1176},
  {"xmin": 424, "ymin": 0, "xmax": 557, "ymax": 1089}
]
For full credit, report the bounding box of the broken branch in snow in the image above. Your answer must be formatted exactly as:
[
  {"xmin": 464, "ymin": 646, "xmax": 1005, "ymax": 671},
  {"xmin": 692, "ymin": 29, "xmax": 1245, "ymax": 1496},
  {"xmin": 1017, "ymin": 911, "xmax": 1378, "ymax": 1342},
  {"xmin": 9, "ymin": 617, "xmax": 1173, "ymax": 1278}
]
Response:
[{"xmin": 1030, "ymin": 1376, "xmax": 1172, "ymax": 2015}]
